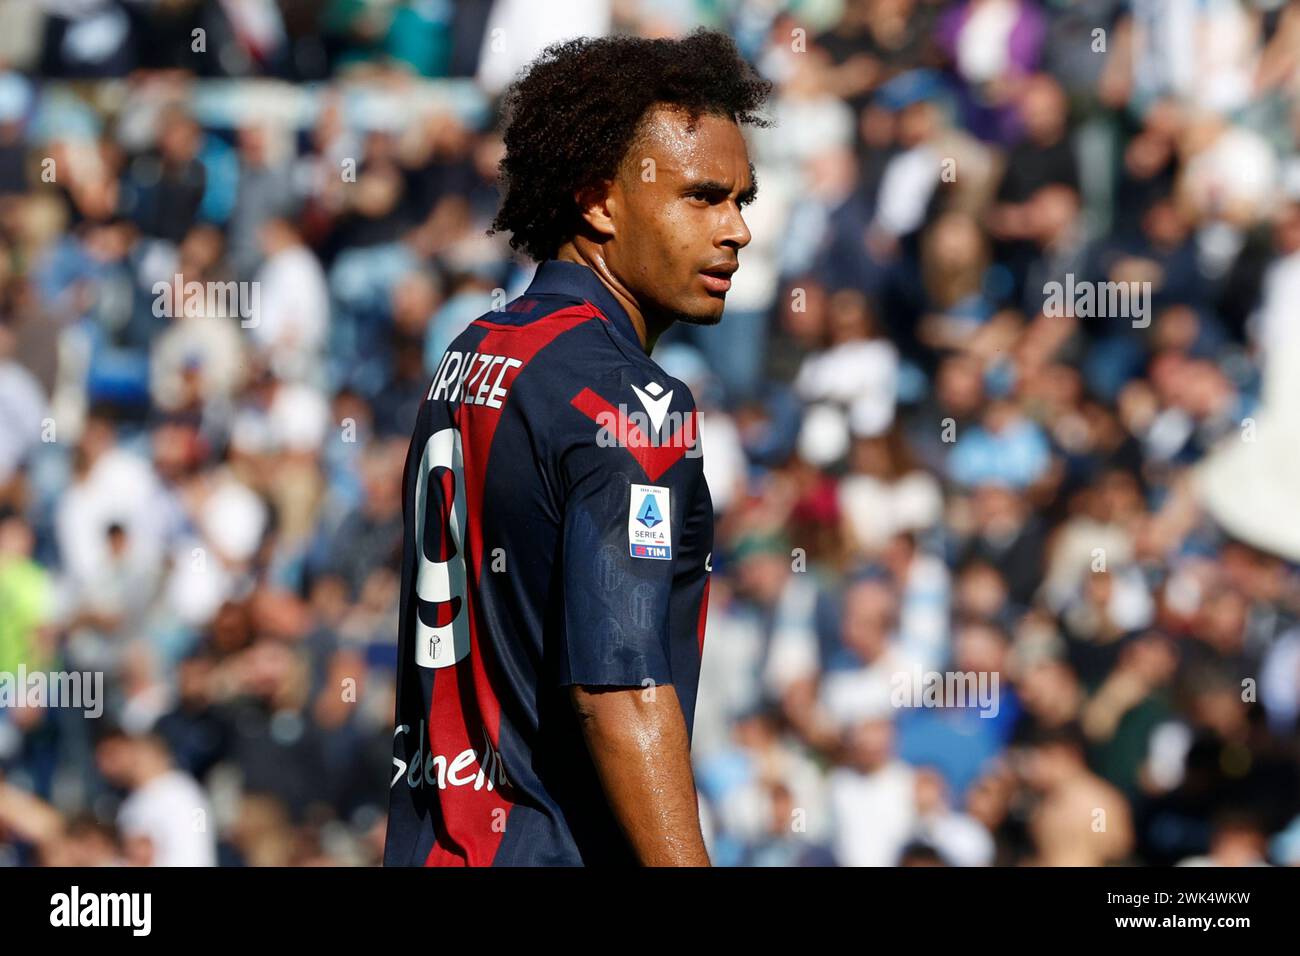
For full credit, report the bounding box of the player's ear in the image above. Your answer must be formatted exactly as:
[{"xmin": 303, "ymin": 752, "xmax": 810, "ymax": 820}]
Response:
[{"xmin": 574, "ymin": 180, "xmax": 616, "ymax": 240}]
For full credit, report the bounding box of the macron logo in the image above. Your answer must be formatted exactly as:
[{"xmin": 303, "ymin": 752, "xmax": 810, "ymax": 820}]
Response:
[{"xmin": 631, "ymin": 382, "xmax": 673, "ymax": 436}]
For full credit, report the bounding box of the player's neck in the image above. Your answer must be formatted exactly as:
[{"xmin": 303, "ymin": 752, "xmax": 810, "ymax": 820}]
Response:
[{"xmin": 553, "ymin": 244, "xmax": 669, "ymax": 354}]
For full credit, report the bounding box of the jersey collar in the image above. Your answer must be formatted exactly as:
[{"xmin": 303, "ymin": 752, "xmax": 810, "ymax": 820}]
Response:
[{"xmin": 525, "ymin": 260, "xmax": 645, "ymax": 353}]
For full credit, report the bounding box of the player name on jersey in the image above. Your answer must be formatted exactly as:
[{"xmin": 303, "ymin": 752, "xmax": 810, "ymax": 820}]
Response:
[{"xmin": 428, "ymin": 349, "xmax": 524, "ymax": 408}]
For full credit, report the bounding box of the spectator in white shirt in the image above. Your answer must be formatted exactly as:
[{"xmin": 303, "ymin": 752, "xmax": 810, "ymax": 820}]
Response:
[
  {"xmin": 248, "ymin": 217, "xmax": 329, "ymax": 383},
  {"xmin": 828, "ymin": 715, "xmax": 916, "ymax": 866},
  {"xmin": 95, "ymin": 729, "xmax": 216, "ymax": 867}
]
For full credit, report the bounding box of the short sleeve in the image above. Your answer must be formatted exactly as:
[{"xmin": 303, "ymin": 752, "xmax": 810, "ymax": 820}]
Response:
[{"xmin": 555, "ymin": 386, "xmax": 701, "ymax": 688}]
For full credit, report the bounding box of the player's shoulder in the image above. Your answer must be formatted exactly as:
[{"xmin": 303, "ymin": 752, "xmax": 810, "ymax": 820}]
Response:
[
  {"xmin": 532, "ymin": 324, "xmax": 701, "ymax": 486},
  {"xmin": 547, "ymin": 321, "xmax": 699, "ymax": 435},
  {"xmin": 490, "ymin": 295, "xmax": 698, "ymax": 415}
]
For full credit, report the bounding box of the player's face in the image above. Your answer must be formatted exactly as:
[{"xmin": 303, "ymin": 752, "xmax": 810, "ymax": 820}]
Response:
[{"xmin": 607, "ymin": 106, "xmax": 755, "ymax": 325}]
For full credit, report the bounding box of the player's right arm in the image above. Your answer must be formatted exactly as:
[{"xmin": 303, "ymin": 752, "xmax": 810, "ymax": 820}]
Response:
[{"xmin": 570, "ymin": 683, "xmax": 710, "ymax": 866}]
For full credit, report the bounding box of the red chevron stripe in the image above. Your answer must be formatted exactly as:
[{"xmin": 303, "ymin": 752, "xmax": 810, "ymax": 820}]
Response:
[{"xmin": 569, "ymin": 388, "xmax": 696, "ymax": 483}]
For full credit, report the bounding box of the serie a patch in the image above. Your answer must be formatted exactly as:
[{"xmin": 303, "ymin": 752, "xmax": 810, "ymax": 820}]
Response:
[{"xmin": 628, "ymin": 483, "xmax": 672, "ymax": 559}]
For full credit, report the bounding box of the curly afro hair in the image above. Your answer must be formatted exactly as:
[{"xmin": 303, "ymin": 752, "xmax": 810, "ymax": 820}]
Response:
[{"xmin": 489, "ymin": 30, "xmax": 773, "ymax": 262}]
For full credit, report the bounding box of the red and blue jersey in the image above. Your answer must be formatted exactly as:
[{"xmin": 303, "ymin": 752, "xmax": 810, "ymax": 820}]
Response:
[{"xmin": 384, "ymin": 260, "xmax": 713, "ymax": 866}]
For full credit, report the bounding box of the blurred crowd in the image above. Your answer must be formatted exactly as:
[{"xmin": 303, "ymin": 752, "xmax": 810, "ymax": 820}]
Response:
[{"xmin": 2, "ymin": 0, "xmax": 1300, "ymax": 867}]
